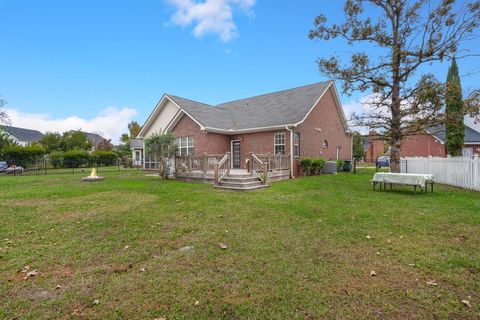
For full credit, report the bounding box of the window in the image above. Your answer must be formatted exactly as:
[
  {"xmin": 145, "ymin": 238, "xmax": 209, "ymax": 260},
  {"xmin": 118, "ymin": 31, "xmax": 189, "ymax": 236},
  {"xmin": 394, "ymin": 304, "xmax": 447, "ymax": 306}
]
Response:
[
  {"xmin": 175, "ymin": 137, "xmax": 195, "ymax": 156},
  {"xmin": 323, "ymin": 139, "xmax": 328, "ymax": 149},
  {"xmin": 293, "ymin": 132, "xmax": 300, "ymax": 157},
  {"xmin": 274, "ymin": 132, "xmax": 285, "ymax": 155}
]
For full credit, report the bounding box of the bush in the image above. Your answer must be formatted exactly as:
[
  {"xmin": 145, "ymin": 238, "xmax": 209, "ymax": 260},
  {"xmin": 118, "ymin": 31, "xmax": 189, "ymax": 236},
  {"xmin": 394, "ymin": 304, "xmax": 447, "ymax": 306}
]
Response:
[
  {"xmin": 1, "ymin": 145, "xmax": 45, "ymax": 168},
  {"xmin": 336, "ymin": 160, "xmax": 344, "ymax": 172},
  {"xmin": 49, "ymin": 151, "xmax": 64, "ymax": 168},
  {"xmin": 299, "ymin": 158, "xmax": 312, "ymax": 176},
  {"xmin": 63, "ymin": 149, "xmax": 92, "ymax": 168},
  {"xmin": 93, "ymin": 150, "xmax": 118, "ymax": 166},
  {"xmin": 311, "ymin": 158, "xmax": 326, "ymax": 175}
]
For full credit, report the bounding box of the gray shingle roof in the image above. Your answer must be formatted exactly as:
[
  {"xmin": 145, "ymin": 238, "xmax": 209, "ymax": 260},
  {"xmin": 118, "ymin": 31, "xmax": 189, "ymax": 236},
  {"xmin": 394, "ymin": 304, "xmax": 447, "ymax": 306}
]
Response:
[
  {"xmin": 166, "ymin": 81, "xmax": 333, "ymax": 131},
  {"xmin": 427, "ymin": 124, "xmax": 480, "ymax": 143},
  {"xmin": 77, "ymin": 131, "xmax": 104, "ymax": 146},
  {"xmin": 0, "ymin": 125, "xmax": 44, "ymax": 142}
]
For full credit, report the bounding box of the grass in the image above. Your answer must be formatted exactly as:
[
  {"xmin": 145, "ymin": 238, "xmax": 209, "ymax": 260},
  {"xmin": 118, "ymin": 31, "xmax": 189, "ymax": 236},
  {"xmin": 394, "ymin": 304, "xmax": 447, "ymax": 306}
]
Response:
[{"xmin": 0, "ymin": 170, "xmax": 479, "ymax": 319}]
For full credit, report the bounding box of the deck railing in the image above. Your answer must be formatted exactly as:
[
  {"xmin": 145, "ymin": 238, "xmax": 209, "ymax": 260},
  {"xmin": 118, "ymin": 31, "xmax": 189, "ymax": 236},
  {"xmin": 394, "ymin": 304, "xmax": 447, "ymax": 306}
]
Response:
[
  {"xmin": 175, "ymin": 154, "xmax": 226, "ymax": 173},
  {"xmin": 214, "ymin": 153, "xmax": 230, "ymax": 185},
  {"xmin": 254, "ymin": 153, "xmax": 290, "ymax": 172},
  {"xmin": 247, "ymin": 152, "xmax": 270, "ymax": 184}
]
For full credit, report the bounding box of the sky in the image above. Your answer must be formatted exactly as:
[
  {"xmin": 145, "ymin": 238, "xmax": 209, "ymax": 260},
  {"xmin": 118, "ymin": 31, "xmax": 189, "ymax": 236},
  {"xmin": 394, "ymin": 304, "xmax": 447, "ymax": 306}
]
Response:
[{"xmin": 0, "ymin": 0, "xmax": 479, "ymax": 142}]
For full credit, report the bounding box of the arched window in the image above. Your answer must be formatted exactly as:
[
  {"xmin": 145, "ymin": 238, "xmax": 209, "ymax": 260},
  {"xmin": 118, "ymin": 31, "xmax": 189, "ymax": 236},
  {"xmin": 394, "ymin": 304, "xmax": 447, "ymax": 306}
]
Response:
[{"xmin": 323, "ymin": 139, "xmax": 328, "ymax": 149}]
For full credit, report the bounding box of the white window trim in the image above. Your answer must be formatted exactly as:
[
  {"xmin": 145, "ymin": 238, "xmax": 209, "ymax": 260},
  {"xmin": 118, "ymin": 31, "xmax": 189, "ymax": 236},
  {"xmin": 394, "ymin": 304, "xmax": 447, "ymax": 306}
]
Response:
[
  {"xmin": 176, "ymin": 136, "xmax": 195, "ymax": 156},
  {"xmin": 293, "ymin": 132, "xmax": 300, "ymax": 158},
  {"xmin": 274, "ymin": 132, "xmax": 286, "ymax": 155}
]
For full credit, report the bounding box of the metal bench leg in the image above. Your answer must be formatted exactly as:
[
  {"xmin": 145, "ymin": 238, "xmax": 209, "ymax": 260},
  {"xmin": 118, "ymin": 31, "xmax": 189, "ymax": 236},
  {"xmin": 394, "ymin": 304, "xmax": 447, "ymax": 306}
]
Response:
[{"xmin": 414, "ymin": 185, "xmax": 417, "ymax": 196}]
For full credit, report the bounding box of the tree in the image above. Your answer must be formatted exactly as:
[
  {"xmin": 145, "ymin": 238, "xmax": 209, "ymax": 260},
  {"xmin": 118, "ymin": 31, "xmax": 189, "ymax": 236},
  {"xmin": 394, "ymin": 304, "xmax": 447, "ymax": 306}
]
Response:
[
  {"xmin": 145, "ymin": 132, "xmax": 177, "ymax": 179},
  {"xmin": 0, "ymin": 130, "xmax": 14, "ymax": 150},
  {"xmin": 60, "ymin": 131, "xmax": 92, "ymax": 151},
  {"xmin": 95, "ymin": 138, "xmax": 114, "ymax": 151},
  {"xmin": 39, "ymin": 132, "xmax": 62, "ymax": 154},
  {"xmin": 352, "ymin": 131, "xmax": 365, "ymax": 160},
  {"xmin": 445, "ymin": 58, "xmax": 465, "ymax": 156},
  {"xmin": 309, "ymin": 0, "xmax": 480, "ymax": 172},
  {"xmin": 0, "ymin": 96, "xmax": 10, "ymax": 125},
  {"xmin": 128, "ymin": 121, "xmax": 141, "ymax": 138}
]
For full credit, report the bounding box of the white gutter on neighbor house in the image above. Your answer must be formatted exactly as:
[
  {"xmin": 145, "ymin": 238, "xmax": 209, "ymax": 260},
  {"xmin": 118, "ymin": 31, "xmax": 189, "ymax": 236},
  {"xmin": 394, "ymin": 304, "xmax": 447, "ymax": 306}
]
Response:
[{"xmin": 285, "ymin": 126, "xmax": 295, "ymax": 179}]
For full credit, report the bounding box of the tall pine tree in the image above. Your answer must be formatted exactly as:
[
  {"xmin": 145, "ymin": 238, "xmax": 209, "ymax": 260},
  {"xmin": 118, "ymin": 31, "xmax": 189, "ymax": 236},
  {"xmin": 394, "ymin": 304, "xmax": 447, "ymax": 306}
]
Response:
[{"xmin": 445, "ymin": 58, "xmax": 465, "ymax": 157}]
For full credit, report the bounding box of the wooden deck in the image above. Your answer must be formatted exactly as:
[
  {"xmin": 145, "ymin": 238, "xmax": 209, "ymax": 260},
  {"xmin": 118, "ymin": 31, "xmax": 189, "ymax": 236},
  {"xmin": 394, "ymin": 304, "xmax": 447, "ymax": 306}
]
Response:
[{"xmin": 174, "ymin": 153, "xmax": 291, "ymax": 188}]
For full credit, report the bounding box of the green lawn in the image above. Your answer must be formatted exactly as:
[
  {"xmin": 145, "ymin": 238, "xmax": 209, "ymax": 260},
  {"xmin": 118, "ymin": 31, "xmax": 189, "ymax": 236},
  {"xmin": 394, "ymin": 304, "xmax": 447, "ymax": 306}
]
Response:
[{"xmin": 1, "ymin": 171, "xmax": 479, "ymax": 319}]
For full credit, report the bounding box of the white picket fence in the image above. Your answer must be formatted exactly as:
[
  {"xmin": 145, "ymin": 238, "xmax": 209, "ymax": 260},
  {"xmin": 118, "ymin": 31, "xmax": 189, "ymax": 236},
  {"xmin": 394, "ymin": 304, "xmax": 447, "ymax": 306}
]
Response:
[{"xmin": 401, "ymin": 156, "xmax": 480, "ymax": 191}]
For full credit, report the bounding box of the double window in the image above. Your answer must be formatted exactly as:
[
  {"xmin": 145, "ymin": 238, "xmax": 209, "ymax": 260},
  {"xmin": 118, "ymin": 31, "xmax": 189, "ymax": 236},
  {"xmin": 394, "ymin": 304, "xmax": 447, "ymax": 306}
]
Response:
[
  {"xmin": 274, "ymin": 132, "xmax": 285, "ymax": 155},
  {"xmin": 175, "ymin": 137, "xmax": 195, "ymax": 156},
  {"xmin": 293, "ymin": 132, "xmax": 300, "ymax": 157}
]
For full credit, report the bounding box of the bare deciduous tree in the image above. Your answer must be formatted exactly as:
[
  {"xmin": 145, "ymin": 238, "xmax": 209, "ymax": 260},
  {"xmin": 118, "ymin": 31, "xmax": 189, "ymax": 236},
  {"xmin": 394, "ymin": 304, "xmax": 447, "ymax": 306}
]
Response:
[{"xmin": 309, "ymin": 0, "xmax": 480, "ymax": 171}]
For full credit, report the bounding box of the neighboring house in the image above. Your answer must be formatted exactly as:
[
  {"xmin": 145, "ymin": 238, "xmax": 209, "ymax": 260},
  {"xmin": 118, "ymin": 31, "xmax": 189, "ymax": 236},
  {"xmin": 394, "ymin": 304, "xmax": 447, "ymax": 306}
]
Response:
[
  {"xmin": 79, "ymin": 131, "xmax": 105, "ymax": 149},
  {"xmin": 130, "ymin": 138, "xmax": 144, "ymax": 166},
  {"xmin": 136, "ymin": 81, "xmax": 352, "ymax": 177},
  {"xmin": 400, "ymin": 122, "xmax": 480, "ymax": 158},
  {"xmin": 362, "ymin": 131, "xmax": 385, "ymax": 162},
  {"xmin": 0, "ymin": 125, "xmax": 44, "ymax": 146}
]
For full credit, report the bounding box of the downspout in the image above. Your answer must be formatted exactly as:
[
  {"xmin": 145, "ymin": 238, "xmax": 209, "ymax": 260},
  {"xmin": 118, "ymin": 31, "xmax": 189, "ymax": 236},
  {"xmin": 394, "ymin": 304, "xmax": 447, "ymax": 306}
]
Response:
[
  {"xmin": 142, "ymin": 138, "xmax": 146, "ymax": 170},
  {"xmin": 285, "ymin": 126, "xmax": 295, "ymax": 179}
]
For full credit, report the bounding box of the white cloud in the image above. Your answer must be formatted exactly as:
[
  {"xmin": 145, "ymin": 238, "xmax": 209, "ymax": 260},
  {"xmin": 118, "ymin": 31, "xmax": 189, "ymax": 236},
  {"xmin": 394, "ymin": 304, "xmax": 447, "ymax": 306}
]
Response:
[
  {"xmin": 5, "ymin": 107, "xmax": 138, "ymax": 144},
  {"xmin": 342, "ymin": 95, "xmax": 375, "ymax": 134},
  {"xmin": 166, "ymin": 0, "xmax": 255, "ymax": 42}
]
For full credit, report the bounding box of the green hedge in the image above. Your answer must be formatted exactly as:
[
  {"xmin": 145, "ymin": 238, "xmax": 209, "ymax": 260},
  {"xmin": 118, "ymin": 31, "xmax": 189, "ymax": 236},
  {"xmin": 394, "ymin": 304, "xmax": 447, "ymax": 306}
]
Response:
[
  {"xmin": 1, "ymin": 145, "xmax": 45, "ymax": 167},
  {"xmin": 50, "ymin": 151, "xmax": 65, "ymax": 168},
  {"xmin": 93, "ymin": 151, "xmax": 118, "ymax": 166},
  {"xmin": 63, "ymin": 149, "xmax": 92, "ymax": 168},
  {"xmin": 48, "ymin": 150, "xmax": 119, "ymax": 168},
  {"xmin": 299, "ymin": 157, "xmax": 326, "ymax": 175}
]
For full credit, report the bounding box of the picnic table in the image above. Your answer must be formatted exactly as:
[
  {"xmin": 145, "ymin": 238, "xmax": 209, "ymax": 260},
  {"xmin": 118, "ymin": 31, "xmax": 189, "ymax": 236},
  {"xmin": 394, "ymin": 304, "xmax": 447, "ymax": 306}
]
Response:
[{"xmin": 372, "ymin": 172, "xmax": 435, "ymax": 195}]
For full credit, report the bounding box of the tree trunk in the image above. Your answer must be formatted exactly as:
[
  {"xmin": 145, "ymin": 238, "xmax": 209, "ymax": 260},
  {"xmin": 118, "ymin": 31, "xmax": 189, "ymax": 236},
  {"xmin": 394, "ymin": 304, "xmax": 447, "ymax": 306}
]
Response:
[{"xmin": 390, "ymin": 8, "xmax": 402, "ymax": 173}]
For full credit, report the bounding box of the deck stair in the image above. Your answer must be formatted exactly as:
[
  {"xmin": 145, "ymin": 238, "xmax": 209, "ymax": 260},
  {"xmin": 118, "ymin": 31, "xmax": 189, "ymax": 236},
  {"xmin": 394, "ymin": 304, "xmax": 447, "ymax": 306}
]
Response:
[{"xmin": 216, "ymin": 172, "xmax": 268, "ymax": 191}]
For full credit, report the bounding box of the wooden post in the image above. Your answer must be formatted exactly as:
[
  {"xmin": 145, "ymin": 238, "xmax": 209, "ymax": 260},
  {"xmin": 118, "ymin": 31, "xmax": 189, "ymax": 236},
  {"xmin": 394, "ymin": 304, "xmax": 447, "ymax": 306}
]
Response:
[
  {"xmin": 268, "ymin": 153, "xmax": 272, "ymax": 171},
  {"xmin": 248, "ymin": 152, "xmax": 253, "ymax": 173},
  {"xmin": 202, "ymin": 153, "xmax": 207, "ymax": 173},
  {"xmin": 214, "ymin": 164, "xmax": 219, "ymax": 185},
  {"xmin": 264, "ymin": 162, "xmax": 269, "ymax": 185},
  {"xmin": 226, "ymin": 152, "xmax": 231, "ymax": 175}
]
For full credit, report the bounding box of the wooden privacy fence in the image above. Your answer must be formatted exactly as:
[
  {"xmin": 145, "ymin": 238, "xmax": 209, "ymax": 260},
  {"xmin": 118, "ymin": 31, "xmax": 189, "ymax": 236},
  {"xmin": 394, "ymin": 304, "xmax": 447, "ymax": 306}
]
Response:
[{"xmin": 401, "ymin": 156, "xmax": 480, "ymax": 191}]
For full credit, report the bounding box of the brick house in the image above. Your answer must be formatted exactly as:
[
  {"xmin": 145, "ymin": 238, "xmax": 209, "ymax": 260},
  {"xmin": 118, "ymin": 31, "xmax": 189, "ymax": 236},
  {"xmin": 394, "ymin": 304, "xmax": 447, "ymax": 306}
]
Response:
[
  {"xmin": 135, "ymin": 81, "xmax": 352, "ymax": 186},
  {"xmin": 364, "ymin": 122, "xmax": 480, "ymax": 160},
  {"xmin": 401, "ymin": 124, "xmax": 480, "ymax": 158},
  {"xmin": 362, "ymin": 131, "xmax": 385, "ymax": 162}
]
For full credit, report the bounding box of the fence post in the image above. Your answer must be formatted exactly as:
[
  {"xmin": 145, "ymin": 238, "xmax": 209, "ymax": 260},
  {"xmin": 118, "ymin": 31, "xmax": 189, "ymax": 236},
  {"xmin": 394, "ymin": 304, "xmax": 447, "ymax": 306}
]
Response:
[{"xmin": 353, "ymin": 158, "xmax": 356, "ymax": 174}]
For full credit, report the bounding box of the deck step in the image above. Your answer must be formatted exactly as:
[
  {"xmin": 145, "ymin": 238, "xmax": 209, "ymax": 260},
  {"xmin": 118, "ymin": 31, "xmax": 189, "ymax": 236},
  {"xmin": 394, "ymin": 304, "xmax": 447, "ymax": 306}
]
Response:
[
  {"xmin": 219, "ymin": 180, "xmax": 263, "ymax": 188},
  {"xmin": 221, "ymin": 176, "xmax": 260, "ymax": 183},
  {"xmin": 215, "ymin": 173, "xmax": 266, "ymax": 191},
  {"xmin": 214, "ymin": 184, "xmax": 269, "ymax": 191}
]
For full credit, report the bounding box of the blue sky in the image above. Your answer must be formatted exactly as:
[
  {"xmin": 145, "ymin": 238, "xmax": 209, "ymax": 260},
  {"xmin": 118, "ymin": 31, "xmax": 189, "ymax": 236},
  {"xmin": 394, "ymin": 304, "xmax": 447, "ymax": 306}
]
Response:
[{"xmin": 0, "ymin": 0, "xmax": 479, "ymax": 141}]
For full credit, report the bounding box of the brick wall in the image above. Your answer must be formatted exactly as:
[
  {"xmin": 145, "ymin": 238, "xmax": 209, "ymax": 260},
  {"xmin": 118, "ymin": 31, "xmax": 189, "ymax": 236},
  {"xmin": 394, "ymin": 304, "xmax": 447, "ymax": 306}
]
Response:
[
  {"xmin": 172, "ymin": 114, "xmax": 230, "ymax": 155},
  {"xmin": 364, "ymin": 131, "xmax": 385, "ymax": 162},
  {"xmin": 294, "ymin": 87, "xmax": 352, "ymax": 176},
  {"xmin": 400, "ymin": 134, "xmax": 446, "ymax": 157}
]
